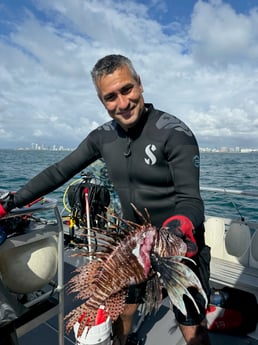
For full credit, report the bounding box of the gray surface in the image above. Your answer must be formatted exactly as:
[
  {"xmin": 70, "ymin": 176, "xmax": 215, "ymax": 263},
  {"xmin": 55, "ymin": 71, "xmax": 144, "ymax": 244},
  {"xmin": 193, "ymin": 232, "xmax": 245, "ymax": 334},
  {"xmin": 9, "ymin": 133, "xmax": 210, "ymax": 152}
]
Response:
[{"xmin": 18, "ymin": 259, "xmax": 258, "ymax": 345}]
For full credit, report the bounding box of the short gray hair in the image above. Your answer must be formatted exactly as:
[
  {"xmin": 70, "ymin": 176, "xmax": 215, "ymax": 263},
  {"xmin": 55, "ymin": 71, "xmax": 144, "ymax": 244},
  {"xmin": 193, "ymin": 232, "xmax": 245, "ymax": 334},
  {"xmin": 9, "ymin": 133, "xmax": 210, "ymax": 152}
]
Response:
[{"xmin": 91, "ymin": 54, "xmax": 138, "ymax": 86}]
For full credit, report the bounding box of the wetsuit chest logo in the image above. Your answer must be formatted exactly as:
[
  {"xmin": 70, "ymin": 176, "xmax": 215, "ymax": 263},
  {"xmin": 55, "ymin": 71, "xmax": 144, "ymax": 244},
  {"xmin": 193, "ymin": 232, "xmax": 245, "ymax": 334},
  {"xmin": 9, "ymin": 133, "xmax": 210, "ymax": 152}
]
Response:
[{"xmin": 144, "ymin": 144, "xmax": 157, "ymax": 165}]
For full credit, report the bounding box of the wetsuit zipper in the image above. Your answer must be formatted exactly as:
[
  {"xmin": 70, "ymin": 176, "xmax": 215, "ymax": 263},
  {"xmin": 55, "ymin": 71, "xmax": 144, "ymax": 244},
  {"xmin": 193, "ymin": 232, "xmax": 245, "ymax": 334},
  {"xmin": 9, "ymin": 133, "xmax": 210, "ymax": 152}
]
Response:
[{"xmin": 123, "ymin": 137, "xmax": 132, "ymax": 157}]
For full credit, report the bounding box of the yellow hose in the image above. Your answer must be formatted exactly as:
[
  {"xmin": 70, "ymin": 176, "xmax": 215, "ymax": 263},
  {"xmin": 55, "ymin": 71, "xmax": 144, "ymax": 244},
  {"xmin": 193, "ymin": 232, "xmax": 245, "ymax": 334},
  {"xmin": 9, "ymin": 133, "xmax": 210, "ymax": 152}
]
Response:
[{"xmin": 62, "ymin": 178, "xmax": 84, "ymax": 213}]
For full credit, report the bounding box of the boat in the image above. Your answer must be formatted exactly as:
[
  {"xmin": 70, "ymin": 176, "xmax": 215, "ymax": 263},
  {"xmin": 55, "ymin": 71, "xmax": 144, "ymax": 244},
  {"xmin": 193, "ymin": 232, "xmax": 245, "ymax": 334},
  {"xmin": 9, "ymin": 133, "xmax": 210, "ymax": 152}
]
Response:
[{"xmin": 0, "ymin": 186, "xmax": 258, "ymax": 345}]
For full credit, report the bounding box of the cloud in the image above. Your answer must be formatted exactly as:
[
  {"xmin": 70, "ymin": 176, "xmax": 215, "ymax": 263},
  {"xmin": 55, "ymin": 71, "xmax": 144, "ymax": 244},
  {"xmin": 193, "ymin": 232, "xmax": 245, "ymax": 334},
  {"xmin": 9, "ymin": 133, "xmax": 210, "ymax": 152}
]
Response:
[
  {"xmin": 190, "ymin": 0, "xmax": 258, "ymax": 65},
  {"xmin": 0, "ymin": 0, "xmax": 258, "ymax": 149}
]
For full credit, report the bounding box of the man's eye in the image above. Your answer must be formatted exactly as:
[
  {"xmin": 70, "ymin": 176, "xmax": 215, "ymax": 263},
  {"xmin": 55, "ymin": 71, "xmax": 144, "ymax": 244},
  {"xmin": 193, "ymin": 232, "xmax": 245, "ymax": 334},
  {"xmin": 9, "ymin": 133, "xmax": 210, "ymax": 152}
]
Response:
[
  {"xmin": 121, "ymin": 86, "xmax": 133, "ymax": 95},
  {"xmin": 104, "ymin": 94, "xmax": 116, "ymax": 102}
]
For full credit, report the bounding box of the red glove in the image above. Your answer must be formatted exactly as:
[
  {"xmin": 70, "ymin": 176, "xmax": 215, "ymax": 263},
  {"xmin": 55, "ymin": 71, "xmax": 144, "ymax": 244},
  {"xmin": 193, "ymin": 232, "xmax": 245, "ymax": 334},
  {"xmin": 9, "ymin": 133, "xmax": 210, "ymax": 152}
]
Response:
[
  {"xmin": 0, "ymin": 203, "xmax": 8, "ymax": 218},
  {"xmin": 162, "ymin": 215, "xmax": 198, "ymax": 257},
  {"xmin": 0, "ymin": 192, "xmax": 15, "ymax": 218}
]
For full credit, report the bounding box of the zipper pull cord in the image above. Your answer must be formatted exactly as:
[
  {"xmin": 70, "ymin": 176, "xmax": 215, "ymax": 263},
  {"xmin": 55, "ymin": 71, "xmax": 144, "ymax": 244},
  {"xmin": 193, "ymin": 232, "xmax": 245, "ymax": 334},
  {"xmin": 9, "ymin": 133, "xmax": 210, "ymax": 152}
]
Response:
[{"xmin": 124, "ymin": 137, "xmax": 132, "ymax": 157}]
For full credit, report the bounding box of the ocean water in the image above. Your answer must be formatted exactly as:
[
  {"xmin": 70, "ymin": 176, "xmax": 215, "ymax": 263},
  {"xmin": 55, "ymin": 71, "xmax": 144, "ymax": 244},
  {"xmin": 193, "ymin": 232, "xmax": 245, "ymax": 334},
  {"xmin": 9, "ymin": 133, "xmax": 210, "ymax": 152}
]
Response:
[
  {"xmin": 0, "ymin": 149, "xmax": 257, "ymax": 222},
  {"xmin": 200, "ymin": 152, "xmax": 258, "ymax": 222}
]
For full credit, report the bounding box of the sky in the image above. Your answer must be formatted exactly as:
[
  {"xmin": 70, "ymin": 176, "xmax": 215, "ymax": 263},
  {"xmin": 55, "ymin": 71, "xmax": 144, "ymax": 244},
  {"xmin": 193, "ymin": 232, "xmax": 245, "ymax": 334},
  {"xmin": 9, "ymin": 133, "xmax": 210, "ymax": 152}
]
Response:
[{"xmin": 1, "ymin": 0, "xmax": 258, "ymax": 150}]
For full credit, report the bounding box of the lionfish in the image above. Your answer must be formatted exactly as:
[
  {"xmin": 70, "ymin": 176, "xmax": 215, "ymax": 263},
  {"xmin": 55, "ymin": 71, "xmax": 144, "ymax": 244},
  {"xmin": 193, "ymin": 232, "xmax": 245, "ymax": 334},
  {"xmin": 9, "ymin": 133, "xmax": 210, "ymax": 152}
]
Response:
[{"xmin": 65, "ymin": 206, "xmax": 207, "ymax": 336}]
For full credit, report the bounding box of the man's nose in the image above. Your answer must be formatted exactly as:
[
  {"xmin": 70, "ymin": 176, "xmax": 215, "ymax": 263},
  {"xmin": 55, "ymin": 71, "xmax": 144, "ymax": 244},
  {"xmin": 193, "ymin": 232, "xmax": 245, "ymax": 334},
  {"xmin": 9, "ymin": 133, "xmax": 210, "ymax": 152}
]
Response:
[{"xmin": 117, "ymin": 94, "xmax": 129, "ymax": 109}]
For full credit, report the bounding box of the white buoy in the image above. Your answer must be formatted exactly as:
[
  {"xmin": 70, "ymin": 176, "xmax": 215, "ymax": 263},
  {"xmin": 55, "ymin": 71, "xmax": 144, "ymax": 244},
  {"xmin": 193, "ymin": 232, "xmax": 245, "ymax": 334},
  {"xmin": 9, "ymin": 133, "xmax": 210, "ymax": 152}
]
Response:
[
  {"xmin": 0, "ymin": 236, "xmax": 58, "ymax": 293},
  {"xmin": 249, "ymin": 229, "xmax": 258, "ymax": 268},
  {"xmin": 223, "ymin": 222, "xmax": 251, "ymax": 266}
]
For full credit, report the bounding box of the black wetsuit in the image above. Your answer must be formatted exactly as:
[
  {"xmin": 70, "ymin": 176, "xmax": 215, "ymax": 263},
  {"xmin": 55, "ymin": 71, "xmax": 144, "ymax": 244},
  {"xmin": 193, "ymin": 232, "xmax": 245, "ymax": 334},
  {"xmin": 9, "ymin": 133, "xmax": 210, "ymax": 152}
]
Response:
[
  {"xmin": 13, "ymin": 103, "xmax": 204, "ymax": 229},
  {"xmin": 13, "ymin": 103, "xmax": 210, "ymax": 323}
]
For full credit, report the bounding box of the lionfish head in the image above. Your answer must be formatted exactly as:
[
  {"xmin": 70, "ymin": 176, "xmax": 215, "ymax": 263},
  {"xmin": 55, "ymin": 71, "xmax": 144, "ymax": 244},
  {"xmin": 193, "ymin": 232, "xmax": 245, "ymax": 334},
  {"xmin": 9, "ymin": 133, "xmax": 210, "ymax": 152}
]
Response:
[{"xmin": 132, "ymin": 225, "xmax": 157, "ymax": 277}]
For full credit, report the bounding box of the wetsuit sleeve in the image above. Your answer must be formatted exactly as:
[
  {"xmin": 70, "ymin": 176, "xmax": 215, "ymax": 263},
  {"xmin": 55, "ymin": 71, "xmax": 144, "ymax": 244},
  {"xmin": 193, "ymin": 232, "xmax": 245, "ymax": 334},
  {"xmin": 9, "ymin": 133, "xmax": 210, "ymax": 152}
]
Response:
[
  {"xmin": 13, "ymin": 135, "xmax": 101, "ymax": 208},
  {"xmin": 166, "ymin": 132, "xmax": 204, "ymax": 229}
]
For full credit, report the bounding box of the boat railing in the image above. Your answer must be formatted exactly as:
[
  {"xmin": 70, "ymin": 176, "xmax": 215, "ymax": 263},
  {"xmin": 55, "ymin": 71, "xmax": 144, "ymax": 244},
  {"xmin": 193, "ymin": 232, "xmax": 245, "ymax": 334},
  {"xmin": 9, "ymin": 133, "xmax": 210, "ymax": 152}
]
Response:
[{"xmin": 201, "ymin": 186, "xmax": 258, "ymax": 198}]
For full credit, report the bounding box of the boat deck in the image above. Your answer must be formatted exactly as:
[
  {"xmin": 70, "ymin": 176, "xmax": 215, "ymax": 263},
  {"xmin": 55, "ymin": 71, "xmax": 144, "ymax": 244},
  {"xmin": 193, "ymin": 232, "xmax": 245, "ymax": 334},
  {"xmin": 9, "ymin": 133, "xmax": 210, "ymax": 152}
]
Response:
[{"xmin": 17, "ymin": 252, "xmax": 258, "ymax": 345}]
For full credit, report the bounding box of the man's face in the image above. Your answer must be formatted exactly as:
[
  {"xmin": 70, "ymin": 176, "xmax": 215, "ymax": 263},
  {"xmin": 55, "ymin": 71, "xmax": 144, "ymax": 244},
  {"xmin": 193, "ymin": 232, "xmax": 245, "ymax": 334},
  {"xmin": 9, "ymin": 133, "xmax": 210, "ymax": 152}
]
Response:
[{"xmin": 96, "ymin": 65, "xmax": 145, "ymax": 130}]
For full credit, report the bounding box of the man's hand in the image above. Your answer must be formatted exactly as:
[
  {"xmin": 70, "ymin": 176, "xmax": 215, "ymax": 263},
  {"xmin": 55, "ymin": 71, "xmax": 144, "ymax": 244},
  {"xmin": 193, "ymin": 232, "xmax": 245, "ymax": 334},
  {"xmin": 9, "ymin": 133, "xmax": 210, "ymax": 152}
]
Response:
[
  {"xmin": 0, "ymin": 193, "xmax": 14, "ymax": 245},
  {"xmin": 162, "ymin": 215, "xmax": 198, "ymax": 257}
]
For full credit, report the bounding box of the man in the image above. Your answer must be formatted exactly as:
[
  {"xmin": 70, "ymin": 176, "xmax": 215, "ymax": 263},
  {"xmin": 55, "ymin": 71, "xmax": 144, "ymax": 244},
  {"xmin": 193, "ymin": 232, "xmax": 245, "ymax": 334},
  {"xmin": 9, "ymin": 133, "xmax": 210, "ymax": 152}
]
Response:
[{"xmin": 0, "ymin": 54, "xmax": 211, "ymax": 345}]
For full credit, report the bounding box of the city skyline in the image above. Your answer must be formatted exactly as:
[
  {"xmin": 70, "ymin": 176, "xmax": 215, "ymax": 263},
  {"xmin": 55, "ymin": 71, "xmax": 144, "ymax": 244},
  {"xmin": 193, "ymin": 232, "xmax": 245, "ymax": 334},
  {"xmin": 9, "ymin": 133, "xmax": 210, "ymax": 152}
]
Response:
[{"xmin": 7, "ymin": 142, "xmax": 258, "ymax": 154}]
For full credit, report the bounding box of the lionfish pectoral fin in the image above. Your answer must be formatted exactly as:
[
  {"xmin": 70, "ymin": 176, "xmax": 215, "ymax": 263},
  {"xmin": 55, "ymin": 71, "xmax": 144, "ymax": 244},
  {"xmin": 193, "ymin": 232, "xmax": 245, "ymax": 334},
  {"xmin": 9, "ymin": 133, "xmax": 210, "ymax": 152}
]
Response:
[
  {"xmin": 165, "ymin": 277, "xmax": 200, "ymax": 315},
  {"xmin": 152, "ymin": 256, "xmax": 207, "ymax": 317}
]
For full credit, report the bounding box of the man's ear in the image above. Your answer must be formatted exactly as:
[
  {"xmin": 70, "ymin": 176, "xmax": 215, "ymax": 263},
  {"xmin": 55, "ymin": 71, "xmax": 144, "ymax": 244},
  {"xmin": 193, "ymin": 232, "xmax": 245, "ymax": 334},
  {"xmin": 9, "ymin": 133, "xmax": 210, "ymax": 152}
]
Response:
[
  {"xmin": 97, "ymin": 92, "xmax": 104, "ymax": 105},
  {"xmin": 137, "ymin": 76, "xmax": 144, "ymax": 92}
]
